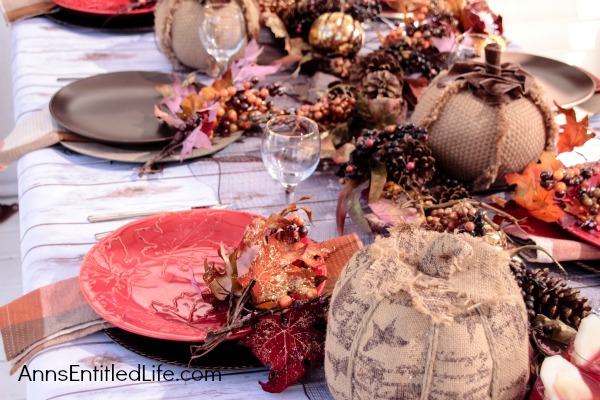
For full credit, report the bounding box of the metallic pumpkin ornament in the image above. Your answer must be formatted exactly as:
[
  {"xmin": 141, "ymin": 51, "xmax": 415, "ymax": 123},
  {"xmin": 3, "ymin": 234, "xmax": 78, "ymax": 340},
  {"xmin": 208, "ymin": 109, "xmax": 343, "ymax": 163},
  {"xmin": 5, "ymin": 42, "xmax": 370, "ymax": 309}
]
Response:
[{"xmin": 308, "ymin": 12, "xmax": 365, "ymax": 56}]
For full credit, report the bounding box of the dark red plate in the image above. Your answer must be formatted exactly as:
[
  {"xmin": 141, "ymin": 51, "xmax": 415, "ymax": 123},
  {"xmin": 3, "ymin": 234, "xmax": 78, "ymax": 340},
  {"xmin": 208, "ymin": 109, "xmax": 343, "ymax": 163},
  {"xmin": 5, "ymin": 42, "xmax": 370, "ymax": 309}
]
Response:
[{"xmin": 52, "ymin": 0, "xmax": 154, "ymax": 16}]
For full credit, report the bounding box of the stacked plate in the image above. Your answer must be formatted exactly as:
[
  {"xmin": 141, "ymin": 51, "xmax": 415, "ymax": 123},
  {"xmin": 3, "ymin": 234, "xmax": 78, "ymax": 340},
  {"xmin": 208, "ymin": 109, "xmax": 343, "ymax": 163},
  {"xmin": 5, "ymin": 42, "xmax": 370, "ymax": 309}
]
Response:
[{"xmin": 47, "ymin": 0, "xmax": 156, "ymax": 31}]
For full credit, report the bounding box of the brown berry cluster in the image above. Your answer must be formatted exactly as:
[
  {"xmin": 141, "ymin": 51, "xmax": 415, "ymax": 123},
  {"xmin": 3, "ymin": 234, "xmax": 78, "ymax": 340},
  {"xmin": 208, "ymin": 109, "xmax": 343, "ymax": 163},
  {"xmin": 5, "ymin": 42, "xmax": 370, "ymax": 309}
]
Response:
[
  {"xmin": 267, "ymin": 213, "xmax": 309, "ymax": 243},
  {"xmin": 424, "ymin": 201, "xmax": 487, "ymax": 236},
  {"xmin": 329, "ymin": 56, "xmax": 355, "ymax": 79},
  {"xmin": 206, "ymin": 79, "xmax": 285, "ymax": 136},
  {"xmin": 539, "ymin": 163, "xmax": 600, "ymax": 231},
  {"xmin": 296, "ymin": 92, "xmax": 356, "ymax": 124}
]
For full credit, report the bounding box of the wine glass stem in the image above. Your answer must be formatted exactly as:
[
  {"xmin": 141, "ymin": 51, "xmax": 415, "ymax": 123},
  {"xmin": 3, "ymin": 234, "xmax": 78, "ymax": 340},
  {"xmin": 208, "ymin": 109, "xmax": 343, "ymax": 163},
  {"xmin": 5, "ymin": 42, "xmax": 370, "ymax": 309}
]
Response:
[
  {"xmin": 284, "ymin": 184, "xmax": 296, "ymax": 205},
  {"xmin": 215, "ymin": 57, "xmax": 228, "ymax": 79}
]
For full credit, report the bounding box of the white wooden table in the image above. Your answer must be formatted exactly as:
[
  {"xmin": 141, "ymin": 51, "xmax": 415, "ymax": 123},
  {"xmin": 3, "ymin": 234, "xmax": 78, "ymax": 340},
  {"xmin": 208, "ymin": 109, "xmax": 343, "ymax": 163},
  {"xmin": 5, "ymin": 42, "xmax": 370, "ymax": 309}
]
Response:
[
  {"xmin": 9, "ymin": 16, "xmax": 354, "ymax": 400},
  {"xmin": 7, "ymin": 15, "xmax": 600, "ymax": 400}
]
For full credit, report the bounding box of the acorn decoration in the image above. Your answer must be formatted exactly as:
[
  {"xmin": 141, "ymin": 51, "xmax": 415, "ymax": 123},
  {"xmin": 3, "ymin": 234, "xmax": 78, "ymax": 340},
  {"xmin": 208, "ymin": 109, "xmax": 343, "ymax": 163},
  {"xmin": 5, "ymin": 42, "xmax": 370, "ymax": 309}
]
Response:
[
  {"xmin": 411, "ymin": 43, "xmax": 558, "ymax": 190},
  {"xmin": 308, "ymin": 5, "xmax": 365, "ymax": 56}
]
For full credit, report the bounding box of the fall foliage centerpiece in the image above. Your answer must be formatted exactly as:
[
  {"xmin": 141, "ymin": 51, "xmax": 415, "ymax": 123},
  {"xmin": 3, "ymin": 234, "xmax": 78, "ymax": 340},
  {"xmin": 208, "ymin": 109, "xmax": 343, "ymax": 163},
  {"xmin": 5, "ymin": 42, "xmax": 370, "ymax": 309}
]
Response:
[
  {"xmin": 411, "ymin": 43, "xmax": 558, "ymax": 191},
  {"xmin": 190, "ymin": 199, "xmax": 362, "ymax": 393}
]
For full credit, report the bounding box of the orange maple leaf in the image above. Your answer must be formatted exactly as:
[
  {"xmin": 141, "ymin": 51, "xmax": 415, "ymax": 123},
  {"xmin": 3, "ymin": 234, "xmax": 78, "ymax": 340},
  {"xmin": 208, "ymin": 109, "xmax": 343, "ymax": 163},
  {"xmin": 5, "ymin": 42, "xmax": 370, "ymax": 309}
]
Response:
[
  {"xmin": 556, "ymin": 103, "xmax": 596, "ymax": 153},
  {"xmin": 505, "ymin": 151, "xmax": 565, "ymax": 223},
  {"xmin": 178, "ymin": 92, "xmax": 203, "ymax": 120}
]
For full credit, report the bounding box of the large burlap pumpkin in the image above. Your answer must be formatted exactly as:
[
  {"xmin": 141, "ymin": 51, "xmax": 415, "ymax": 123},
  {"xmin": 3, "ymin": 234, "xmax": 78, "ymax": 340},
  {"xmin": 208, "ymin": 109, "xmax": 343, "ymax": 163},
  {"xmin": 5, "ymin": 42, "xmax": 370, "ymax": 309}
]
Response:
[
  {"xmin": 155, "ymin": 0, "xmax": 260, "ymax": 74},
  {"xmin": 325, "ymin": 224, "xmax": 529, "ymax": 399},
  {"xmin": 411, "ymin": 44, "xmax": 558, "ymax": 190}
]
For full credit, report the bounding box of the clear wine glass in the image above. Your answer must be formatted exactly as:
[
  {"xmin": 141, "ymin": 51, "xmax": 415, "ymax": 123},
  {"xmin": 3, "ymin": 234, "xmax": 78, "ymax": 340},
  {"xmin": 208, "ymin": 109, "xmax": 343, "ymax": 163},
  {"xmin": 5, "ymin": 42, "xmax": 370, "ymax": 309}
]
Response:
[
  {"xmin": 261, "ymin": 115, "xmax": 321, "ymax": 204},
  {"xmin": 198, "ymin": 0, "xmax": 246, "ymax": 78},
  {"xmin": 447, "ymin": 32, "xmax": 507, "ymax": 67}
]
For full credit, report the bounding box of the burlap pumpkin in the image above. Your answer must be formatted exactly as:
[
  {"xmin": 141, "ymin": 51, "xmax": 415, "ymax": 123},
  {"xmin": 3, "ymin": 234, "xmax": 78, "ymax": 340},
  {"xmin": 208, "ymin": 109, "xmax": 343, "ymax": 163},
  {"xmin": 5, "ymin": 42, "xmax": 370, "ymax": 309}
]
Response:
[
  {"xmin": 325, "ymin": 224, "xmax": 529, "ymax": 399},
  {"xmin": 411, "ymin": 44, "xmax": 558, "ymax": 190},
  {"xmin": 155, "ymin": 0, "xmax": 261, "ymax": 74}
]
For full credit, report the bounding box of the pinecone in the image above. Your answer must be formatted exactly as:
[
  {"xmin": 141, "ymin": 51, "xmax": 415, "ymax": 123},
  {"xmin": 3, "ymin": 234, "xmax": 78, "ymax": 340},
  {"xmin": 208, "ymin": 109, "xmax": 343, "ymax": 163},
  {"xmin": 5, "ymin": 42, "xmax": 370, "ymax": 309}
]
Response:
[
  {"xmin": 360, "ymin": 71, "xmax": 403, "ymax": 99},
  {"xmin": 256, "ymin": 0, "xmax": 295, "ymax": 15},
  {"xmin": 510, "ymin": 258, "xmax": 592, "ymax": 329},
  {"xmin": 349, "ymin": 50, "xmax": 403, "ymax": 83},
  {"xmin": 375, "ymin": 136, "xmax": 436, "ymax": 187},
  {"xmin": 429, "ymin": 185, "xmax": 471, "ymax": 204}
]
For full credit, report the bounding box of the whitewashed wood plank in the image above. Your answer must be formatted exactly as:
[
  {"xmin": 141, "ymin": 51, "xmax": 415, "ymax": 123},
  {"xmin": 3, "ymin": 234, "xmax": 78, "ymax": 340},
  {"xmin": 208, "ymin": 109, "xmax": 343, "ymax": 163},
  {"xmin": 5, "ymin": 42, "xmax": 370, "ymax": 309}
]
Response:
[{"xmin": 24, "ymin": 333, "xmax": 307, "ymax": 400}]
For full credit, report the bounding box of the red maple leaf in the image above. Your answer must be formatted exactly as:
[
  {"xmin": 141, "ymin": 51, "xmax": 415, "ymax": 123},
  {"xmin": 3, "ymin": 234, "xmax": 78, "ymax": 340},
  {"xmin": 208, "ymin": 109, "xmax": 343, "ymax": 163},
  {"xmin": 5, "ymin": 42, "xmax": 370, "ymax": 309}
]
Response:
[
  {"xmin": 238, "ymin": 302, "xmax": 327, "ymax": 393},
  {"xmin": 556, "ymin": 103, "xmax": 596, "ymax": 154}
]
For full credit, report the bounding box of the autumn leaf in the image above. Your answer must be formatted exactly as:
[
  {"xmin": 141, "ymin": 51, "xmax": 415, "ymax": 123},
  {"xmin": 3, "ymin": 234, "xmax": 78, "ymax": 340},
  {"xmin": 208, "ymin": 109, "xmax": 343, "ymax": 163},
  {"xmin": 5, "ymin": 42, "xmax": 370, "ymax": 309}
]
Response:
[
  {"xmin": 239, "ymin": 302, "xmax": 327, "ymax": 393},
  {"xmin": 505, "ymin": 151, "xmax": 565, "ymax": 223},
  {"xmin": 556, "ymin": 103, "xmax": 596, "ymax": 153}
]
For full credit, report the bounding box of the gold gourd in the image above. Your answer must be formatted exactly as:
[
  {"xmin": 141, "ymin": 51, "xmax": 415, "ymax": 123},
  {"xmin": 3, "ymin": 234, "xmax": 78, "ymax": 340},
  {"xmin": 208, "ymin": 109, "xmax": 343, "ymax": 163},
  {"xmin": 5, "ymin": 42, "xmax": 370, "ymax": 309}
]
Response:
[{"xmin": 308, "ymin": 11, "xmax": 364, "ymax": 56}]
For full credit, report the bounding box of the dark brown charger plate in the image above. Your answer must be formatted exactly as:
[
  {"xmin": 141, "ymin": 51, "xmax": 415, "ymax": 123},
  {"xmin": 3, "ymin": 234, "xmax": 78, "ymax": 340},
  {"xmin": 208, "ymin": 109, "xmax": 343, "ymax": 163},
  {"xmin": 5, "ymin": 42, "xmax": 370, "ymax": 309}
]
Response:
[
  {"xmin": 496, "ymin": 52, "xmax": 596, "ymax": 108},
  {"xmin": 45, "ymin": 6, "xmax": 154, "ymax": 32},
  {"xmin": 50, "ymin": 71, "xmax": 174, "ymax": 145},
  {"xmin": 105, "ymin": 328, "xmax": 262, "ymax": 369}
]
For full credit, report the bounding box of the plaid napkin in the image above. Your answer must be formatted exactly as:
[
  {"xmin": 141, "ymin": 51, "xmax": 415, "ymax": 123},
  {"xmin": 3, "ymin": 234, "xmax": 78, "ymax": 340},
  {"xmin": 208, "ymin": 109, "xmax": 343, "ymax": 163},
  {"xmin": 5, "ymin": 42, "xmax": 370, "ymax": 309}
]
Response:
[
  {"xmin": 0, "ymin": 277, "xmax": 112, "ymax": 374},
  {"xmin": 504, "ymin": 219, "xmax": 600, "ymax": 263},
  {"xmin": 0, "ymin": 234, "xmax": 362, "ymax": 374},
  {"xmin": 0, "ymin": 108, "xmax": 90, "ymax": 170},
  {"xmin": 0, "ymin": 0, "xmax": 55, "ymax": 23}
]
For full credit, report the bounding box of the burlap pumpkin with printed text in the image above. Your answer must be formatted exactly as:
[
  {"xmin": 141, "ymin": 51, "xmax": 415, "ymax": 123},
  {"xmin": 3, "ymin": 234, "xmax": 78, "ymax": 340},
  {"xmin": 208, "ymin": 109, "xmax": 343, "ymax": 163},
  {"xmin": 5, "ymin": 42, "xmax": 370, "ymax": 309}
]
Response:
[
  {"xmin": 325, "ymin": 224, "xmax": 529, "ymax": 400},
  {"xmin": 155, "ymin": 0, "xmax": 260, "ymax": 75},
  {"xmin": 410, "ymin": 45, "xmax": 558, "ymax": 190}
]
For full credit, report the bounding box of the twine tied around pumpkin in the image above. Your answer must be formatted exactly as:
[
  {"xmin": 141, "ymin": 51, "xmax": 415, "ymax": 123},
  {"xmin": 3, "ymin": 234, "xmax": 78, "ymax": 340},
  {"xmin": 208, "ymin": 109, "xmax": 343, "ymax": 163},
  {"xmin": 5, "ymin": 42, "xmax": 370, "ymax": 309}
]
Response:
[{"xmin": 438, "ymin": 43, "xmax": 535, "ymax": 105}]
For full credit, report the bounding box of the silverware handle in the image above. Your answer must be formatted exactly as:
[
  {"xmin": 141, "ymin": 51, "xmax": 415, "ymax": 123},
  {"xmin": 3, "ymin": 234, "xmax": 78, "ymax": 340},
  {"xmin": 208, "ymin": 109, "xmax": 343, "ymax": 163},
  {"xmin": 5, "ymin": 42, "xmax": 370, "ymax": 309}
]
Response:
[{"xmin": 87, "ymin": 208, "xmax": 190, "ymax": 223}]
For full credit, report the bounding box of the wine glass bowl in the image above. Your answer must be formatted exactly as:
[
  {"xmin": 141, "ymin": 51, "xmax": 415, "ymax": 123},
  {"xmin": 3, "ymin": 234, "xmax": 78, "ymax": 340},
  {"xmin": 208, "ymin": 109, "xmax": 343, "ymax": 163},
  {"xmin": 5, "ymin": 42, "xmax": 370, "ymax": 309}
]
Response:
[
  {"xmin": 261, "ymin": 115, "xmax": 321, "ymax": 200},
  {"xmin": 198, "ymin": 0, "xmax": 246, "ymax": 77}
]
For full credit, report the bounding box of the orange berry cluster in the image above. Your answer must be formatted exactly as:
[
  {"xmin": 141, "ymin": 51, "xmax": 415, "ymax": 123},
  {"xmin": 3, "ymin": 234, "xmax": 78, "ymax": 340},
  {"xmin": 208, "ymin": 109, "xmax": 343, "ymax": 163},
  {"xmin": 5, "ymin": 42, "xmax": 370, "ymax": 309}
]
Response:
[
  {"xmin": 203, "ymin": 79, "xmax": 284, "ymax": 136},
  {"xmin": 540, "ymin": 163, "xmax": 600, "ymax": 231},
  {"xmin": 296, "ymin": 93, "xmax": 356, "ymax": 124}
]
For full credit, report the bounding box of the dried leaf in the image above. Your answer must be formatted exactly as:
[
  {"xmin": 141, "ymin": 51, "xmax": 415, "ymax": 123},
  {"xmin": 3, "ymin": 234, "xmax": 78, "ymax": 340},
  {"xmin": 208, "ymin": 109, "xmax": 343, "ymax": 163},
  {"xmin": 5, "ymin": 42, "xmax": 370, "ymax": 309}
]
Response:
[
  {"xmin": 347, "ymin": 180, "xmax": 372, "ymax": 234},
  {"xmin": 369, "ymin": 198, "xmax": 420, "ymax": 226},
  {"xmin": 336, "ymin": 179, "xmax": 360, "ymax": 235},
  {"xmin": 556, "ymin": 103, "xmax": 596, "ymax": 153},
  {"xmin": 368, "ymin": 162, "xmax": 387, "ymax": 204},
  {"xmin": 262, "ymin": 12, "xmax": 288, "ymax": 40},
  {"xmin": 239, "ymin": 302, "xmax": 327, "ymax": 393},
  {"xmin": 154, "ymin": 105, "xmax": 185, "ymax": 130}
]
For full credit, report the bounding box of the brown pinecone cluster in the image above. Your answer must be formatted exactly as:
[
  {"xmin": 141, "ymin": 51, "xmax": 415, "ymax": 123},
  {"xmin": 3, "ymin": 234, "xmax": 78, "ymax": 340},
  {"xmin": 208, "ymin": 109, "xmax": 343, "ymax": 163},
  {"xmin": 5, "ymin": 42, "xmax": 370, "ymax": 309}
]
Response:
[
  {"xmin": 256, "ymin": 0, "xmax": 295, "ymax": 15},
  {"xmin": 349, "ymin": 50, "xmax": 402, "ymax": 82},
  {"xmin": 510, "ymin": 259, "xmax": 592, "ymax": 329},
  {"xmin": 380, "ymin": 137, "xmax": 435, "ymax": 188},
  {"xmin": 360, "ymin": 71, "xmax": 403, "ymax": 99},
  {"xmin": 429, "ymin": 185, "xmax": 470, "ymax": 204},
  {"xmin": 349, "ymin": 50, "xmax": 405, "ymax": 100}
]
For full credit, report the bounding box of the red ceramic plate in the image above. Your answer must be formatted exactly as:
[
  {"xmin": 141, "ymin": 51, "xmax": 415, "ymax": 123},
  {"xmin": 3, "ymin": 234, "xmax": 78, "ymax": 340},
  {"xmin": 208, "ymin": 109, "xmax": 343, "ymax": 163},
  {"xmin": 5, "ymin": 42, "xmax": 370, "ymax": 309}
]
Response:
[
  {"xmin": 52, "ymin": 0, "xmax": 155, "ymax": 16},
  {"xmin": 80, "ymin": 209, "xmax": 260, "ymax": 341}
]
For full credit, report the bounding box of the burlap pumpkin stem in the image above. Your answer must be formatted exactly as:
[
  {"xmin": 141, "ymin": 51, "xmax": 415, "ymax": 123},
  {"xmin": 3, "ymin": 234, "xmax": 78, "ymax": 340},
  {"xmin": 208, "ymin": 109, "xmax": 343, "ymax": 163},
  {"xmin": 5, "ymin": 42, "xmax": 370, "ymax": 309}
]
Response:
[
  {"xmin": 325, "ymin": 224, "xmax": 530, "ymax": 399},
  {"xmin": 411, "ymin": 43, "xmax": 559, "ymax": 191},
  {"xmin": 154, "ymin": 0, "xmax": 261, "ymax": 74}
]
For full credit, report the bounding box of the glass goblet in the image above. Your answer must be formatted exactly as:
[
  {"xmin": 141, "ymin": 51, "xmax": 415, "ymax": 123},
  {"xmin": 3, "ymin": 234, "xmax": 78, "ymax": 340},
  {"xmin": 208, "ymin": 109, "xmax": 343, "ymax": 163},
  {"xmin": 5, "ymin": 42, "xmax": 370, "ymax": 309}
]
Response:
[
  {"xmin": 447, "ymin": 32, "xmax": 507, "ymax": 67},
  {"xmin": 261, "ymin": 115, "xmax": 321, "ymax": 204},
  {"xmin": 198, "ymin": 0, "xmax": 246, "ymax": 78}
]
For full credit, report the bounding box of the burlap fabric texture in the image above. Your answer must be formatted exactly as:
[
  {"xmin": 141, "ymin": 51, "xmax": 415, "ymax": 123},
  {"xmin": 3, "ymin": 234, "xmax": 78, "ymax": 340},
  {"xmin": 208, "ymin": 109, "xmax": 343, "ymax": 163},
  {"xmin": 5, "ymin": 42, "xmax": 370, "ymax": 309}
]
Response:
[
  {"xmin": 325, "ymin": 224, "xmax": 529, "ymax": 400},
  {"xmin": 155, "ymin": 0, "xmax": 260, "ymax": 74},
  {"xmin": 410, "ymin": 70, "xmax": 558, "ymax": 191}
]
